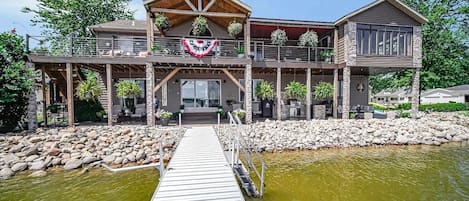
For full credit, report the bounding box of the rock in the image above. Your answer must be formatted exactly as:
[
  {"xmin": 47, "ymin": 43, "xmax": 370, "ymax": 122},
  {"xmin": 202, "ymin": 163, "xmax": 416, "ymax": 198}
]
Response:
[
  {"xmin": 9, "ymin": 144, "xmax": 23, "ymax": 153},
  {"xmin": 23, "ymin": 146, "xmax": 39, "ymax": 156},
  {"xmin": 113, "ymin": 157, "xmax": 123, "ymax": 164},
  {"xmin": 64, "ymin": 159, "xmax": 83, "ymax": 170},
  {"xmin": 3, "ymin": 154, "xmax": 19, "ymax": 165},
  {"xmin": 120, "ymin": 129, "xmax": 131, "ymax": 135},
  {"xmin": 29, "ymin": 160, "xmax": 46, "ymax": 171},
  {"xmin": 11, "ymin": 163, "xmax": 28, "ymax": 172},
  {"xmin": 126, "ymin": 154, "xmax": 136, "ymax": 162},
  {"xmin": 102, "ymin": 155, "xmax": 115, "ymax": 164},
  {"xmin": 29, "ymin": 136, "xmax": 43, "ymax": 143},
  {"xmin": 47, "ymin": 148, "xmax": 61, "ymax": 156},
  {"xmin": 51, "ymin": 158, "xmax": 62, "ymax": 166},
  {"xmin": 82, "ymin": 157, "xmax": 98, "ymax": 164},
  {"xmin": 136, "ymin": 150, "xmax": 145, "ymax": 161},
  {"xmin": 25, "ymin": 155, "xmax": 39, "ymax": 162},
  {"xmin": 29, "ymin": 170, "xmax": 47, "ymax": 177},
  {"xmin": 0, "ymin": 168, "xmax": 14, "ymax": 179},
  {"xmin": 87, "ymin": 131, "xmax": 98, "ymax": 140},
  {"xmin": 75, "ymin": 144, "xmax": 85, "ymax": 149}
]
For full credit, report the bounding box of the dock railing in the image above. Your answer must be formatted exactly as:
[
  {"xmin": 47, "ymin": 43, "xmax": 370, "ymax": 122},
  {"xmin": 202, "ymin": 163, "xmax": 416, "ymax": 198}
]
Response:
[{"xmin": 226, "ymin": 112, "xmax": 266, "ymax": 197}]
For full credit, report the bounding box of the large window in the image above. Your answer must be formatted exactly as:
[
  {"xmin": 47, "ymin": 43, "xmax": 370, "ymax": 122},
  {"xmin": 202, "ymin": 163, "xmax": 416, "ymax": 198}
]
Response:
[{"xmin": 357, "ymin": 24, "xmax": 413, "ymax": 56}]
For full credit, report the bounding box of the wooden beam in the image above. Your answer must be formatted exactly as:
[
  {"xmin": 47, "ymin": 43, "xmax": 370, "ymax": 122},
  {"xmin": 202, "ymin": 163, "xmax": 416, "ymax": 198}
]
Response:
[
  {"xmin": 185, "ymin": 0, "xmax": 198, "ymax": 11},
  {"xmin": 198, "ymin": 0, "xmax": 202, "ymax": 11},
  {"xmin": 203, "ymin": 0, "xmax": 216, "ymax": 12},
  {"xmin": 42, "ymin": 66, "xmax": 48, "ymax": 127},
  {"xmin": 150, "ymin": 8, "xmax": 246, "ymax": 18},
  {"xmin": 66, "ymin": 63, "xmax": 74, "ymax": 127},
  {"xmin": 222, "ymin": 69, "xmax": 245, "ymax": 92},
  {"xmin": 154, "ymin": 67, "xmax": 181, "ymax": 92},
  {"xmin": 106, "ymin": 64, "xmax": 113, "ymax": 126}
]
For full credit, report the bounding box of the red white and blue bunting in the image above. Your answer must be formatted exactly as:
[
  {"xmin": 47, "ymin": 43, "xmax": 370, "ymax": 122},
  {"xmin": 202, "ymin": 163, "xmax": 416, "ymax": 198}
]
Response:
[{"xmin": 182, "ymin": 38, "xmax": 218, "ymax": 58}]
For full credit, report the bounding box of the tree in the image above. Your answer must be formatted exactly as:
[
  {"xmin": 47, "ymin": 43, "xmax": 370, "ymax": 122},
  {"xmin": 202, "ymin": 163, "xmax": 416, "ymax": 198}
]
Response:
[
  {"xmin": 370, "ymin": 0, "xmax": 469, "ymax": 93},
  {"xmin": 0, "ymin": 31, "xmax": 36, "ymax": 132},
  {"xmin": 76, "ymin": 71, "xmax": 102, "ymax": 102},
  {"xmin": 22, "ymin": 0, "xmax": 134, "ymax": 37}
]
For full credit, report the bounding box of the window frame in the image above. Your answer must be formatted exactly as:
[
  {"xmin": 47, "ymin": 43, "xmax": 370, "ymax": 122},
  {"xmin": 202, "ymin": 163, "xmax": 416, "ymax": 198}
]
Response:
[{"xmin": 356, "ymin": 23, "xmax": 413, "ymax": 57}]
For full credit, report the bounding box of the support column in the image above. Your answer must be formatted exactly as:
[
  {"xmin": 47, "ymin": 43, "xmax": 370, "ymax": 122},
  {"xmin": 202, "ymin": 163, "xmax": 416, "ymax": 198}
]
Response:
[
  {"xmin": 333, "ymin": 69, "xmax": 339, "ymax": 118},
  {"xmin": 411, "ymin": 68, "xmax": 420, "ymax": 119},
  {"xmin": 41, "ymin": 66, "xmax": 47, "ymax": 127},
  {"xmin": 244, "ymin": 19, "xmax": 252, "ymax": 124},
  {"xmin": 26, "ymin": 62, "xmax": 37, "ymax": 131},
  {"xmin": 146, "ymin": 12, "xmax": 154, "ymax": 53},
  {"xmin": 146, "ymin": 62, "xmax": 155, "ymax": 126},
  {"xmin": 342, "ymin": 66, "xmax": 350, "ymax": 119},
  {"xmin": 306, "ymin": 68, "xmax": 312, "ymax": 120},
  {"xmin": 106, "ymin": 64, "xmax": 113, "ymax": 126},
  {"xmin": 276, "ymin": 67, "xmax": 282, "ymax": 120},
  {"xmin": 66, "ymin": 63, "xmax": 74, "ymax": 127}
]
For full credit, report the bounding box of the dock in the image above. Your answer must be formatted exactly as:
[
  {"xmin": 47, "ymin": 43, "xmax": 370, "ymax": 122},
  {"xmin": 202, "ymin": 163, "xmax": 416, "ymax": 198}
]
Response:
[{"xmin": 151, "ymin": 126, "xmax": 245, "ymax": 201}]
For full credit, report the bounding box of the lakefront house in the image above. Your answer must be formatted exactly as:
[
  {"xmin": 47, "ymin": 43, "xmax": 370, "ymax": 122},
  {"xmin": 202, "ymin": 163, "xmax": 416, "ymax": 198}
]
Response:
[{"xmin": 26, "ymin": 0, "xmax": 427, "ymax": 127}]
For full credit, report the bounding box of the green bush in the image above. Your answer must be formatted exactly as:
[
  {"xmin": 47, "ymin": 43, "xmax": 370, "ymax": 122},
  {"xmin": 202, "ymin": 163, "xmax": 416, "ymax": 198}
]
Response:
[
  {"xmin": 74, "ymin": 100, "xmax": 104, "ymax": 122},
  {"xmin": 0, "ymin": 31, "xmax": 35, "ymax": 132},
  {"xmin": 419, "ymin": 103, "xmax": 467, "ymax": 112},
  {"xmin": 397, "ymin": 103, "xmax": 411, "ymax": 110},
  {"xmin": 399, "ymin": 111, "xmax": 411, "ymax": 118}
]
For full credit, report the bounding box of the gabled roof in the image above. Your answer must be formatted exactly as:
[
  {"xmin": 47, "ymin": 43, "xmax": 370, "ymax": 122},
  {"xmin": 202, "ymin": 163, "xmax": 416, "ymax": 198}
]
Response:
[
  {"xmin": 335, "ymin": 0, "xmax": 428, "ymax": 25},
  {"xmin": 88, "ymin": 20, "xmax": 147, "ymax": 33},
  {"xmin": 422, "ymin": 88, "xmax": 459, "ymax": 97},
  {"xmin": 445, "ymin": 84, "xmax": 469, "ymax": 91}
]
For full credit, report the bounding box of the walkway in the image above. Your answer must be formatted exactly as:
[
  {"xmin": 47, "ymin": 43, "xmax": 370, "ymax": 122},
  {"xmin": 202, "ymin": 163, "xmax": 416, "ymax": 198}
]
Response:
[{"xmin": 151, "ymin": 126, "xmax": 245, "ymax": 201}]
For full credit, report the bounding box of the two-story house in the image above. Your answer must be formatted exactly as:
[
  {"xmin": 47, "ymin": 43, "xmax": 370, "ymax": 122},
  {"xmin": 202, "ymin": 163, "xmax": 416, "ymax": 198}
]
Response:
[{"xmin": 27, "ymin": 0, "xmax": 427, "ymax": 126}]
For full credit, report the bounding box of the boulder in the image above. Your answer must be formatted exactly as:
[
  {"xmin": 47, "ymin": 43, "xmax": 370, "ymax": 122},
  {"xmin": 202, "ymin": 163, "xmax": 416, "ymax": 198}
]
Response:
[
  {"xmin": 9, "ymin": 144, "xmax": 23, "ymax": 153},
  {"xmin": 0, "ymin": 168, "xmax": 14, "ymax": 180},
  {"xmin": 23, "ymin": 146, "xmax": 39, "ymax": 156},
  {"xmin": 11, "ymin": 163, "xmax": 28, "ymax": 172},
  {"xmin": 82, "ymin": 157, "xmax": 98, "ymax": 164},
  {"xmin": 47, "ymin": 148, "xmax": 61, "ymax": 156},
  {"xmin": 102, "ymin": 155, "xmax": 115, "ymax": 164},
  {"xmin": 3, "ymin": 154, "xmax": 19, "ymax": 165},
  {"xmin": 25, "ymin": 155, "xmax": 39, "ymax": 162},
  {"xmin": 64, "ymin": 159, "xmax": 83, "ymax": 170},
  {"xmin": 29, "ymin": 160, "xmax": 46, "ymax": 171}
]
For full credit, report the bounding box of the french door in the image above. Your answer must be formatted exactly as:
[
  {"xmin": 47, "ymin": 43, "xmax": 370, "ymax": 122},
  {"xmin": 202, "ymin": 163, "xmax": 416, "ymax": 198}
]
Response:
[{"xmin": 181, "ymin": 79, "xmax": 221, "ymax": 108}]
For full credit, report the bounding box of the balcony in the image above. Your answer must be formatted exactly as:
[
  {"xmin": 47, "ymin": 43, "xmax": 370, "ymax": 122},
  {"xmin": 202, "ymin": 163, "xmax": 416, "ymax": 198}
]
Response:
[{"xmin": 27, "ymin": 36, "xmax": 335, "ymax": 66}]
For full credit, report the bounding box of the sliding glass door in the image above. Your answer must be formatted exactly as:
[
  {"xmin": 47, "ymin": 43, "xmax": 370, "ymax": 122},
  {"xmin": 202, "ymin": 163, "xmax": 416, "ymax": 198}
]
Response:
[{"xmin": 181, "ymin": 79, "xmax": 221, "ymax": 108}]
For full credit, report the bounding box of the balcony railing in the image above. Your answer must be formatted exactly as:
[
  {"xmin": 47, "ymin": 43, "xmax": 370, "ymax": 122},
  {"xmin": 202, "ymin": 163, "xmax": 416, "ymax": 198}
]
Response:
[{"xmin": 27, "ymin": 35, "xmax": 335, "ymax": 63}]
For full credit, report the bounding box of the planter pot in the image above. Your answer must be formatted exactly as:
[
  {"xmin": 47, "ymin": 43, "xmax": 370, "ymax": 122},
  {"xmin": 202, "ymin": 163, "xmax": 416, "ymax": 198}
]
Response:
[
  {"xmin": 160, "ymin": 118, "xmax": 170, "ymax": 126},
  {"xmin": 313, "ymin": 105, "xmax": 326, "ymax": 120},
  {"xmin": 261, "ymin": 99, "xmax": 273, "ymax": 118}
]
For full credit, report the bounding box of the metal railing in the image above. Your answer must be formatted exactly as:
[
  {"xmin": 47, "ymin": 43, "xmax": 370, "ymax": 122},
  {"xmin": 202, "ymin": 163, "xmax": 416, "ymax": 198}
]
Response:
[{"xmin": 225, "ymin": 112, "xmax": 266, "ymax": 197}]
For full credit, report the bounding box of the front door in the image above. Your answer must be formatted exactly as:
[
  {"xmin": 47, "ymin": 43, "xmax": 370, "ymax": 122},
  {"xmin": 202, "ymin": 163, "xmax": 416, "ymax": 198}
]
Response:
[{"xmin": 181, "ymin": 79, "xmax": 221, "ymax": 112}]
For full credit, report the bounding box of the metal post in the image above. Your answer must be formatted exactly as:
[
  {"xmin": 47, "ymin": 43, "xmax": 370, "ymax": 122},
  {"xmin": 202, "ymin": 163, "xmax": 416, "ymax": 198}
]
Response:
[
  {"xmin": 178, "ymin": 113, "xmax": 182, "ymax": 127},
  {"xmin": 261, "ymin": 163, "xmax": 265, "ymax": 196},
  {"xmin": 217, "ymin": 113, "xmax": 220, "ymax": 126},
  {"xmin": 25, "ymin": 34, "xmax": 30, "ymax": 54},
  {"xmin": 159, "ymin": 141, "xmax": 164, "ymax": 178}
]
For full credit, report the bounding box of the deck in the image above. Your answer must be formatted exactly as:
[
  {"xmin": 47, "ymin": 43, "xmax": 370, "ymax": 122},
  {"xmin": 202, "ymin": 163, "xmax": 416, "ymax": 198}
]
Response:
[{"xmin": 151, "ymin": 126, "xmax": 244, "ymax": 201}]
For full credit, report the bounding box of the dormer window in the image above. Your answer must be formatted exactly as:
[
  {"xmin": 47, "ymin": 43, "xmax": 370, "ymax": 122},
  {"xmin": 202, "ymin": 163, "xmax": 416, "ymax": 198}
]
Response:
[{"xmin": 357, "ymin": 24, "xmax": 412, "ymax": 56}]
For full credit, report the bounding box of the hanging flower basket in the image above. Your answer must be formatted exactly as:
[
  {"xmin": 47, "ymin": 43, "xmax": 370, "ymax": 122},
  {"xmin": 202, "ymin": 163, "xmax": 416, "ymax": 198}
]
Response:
[
  {"xmin": 154, "ymin": 13, "xmax": 169, "ymax": 31},
  {"xmin": 192, "ymin": 16, "xmax": 208, "ymax": 36},
  {"xmin": 228, "ymin": 20, "xmax": 243, "ymax": 38},
  {"xmin": 298, "ymin": 31, "xmax": 318, "ymax": 47},
  {"xmin": 271, "ymin": 29, "xmax": 288, "ymax": 46}
]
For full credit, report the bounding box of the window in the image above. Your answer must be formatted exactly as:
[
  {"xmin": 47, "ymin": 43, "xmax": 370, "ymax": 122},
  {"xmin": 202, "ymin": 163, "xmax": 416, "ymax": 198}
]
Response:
[
  {"xmin": 357, "ymin": 24, "xmax": 413, "ymax": 56},
  {"xmin": 239, "ymin": 79, "xmax": 264, "ymax": 102}
]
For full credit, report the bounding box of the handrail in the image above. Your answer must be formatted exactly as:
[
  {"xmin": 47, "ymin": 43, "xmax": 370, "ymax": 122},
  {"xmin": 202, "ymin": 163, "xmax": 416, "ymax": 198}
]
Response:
[{"xmin": 226, "ymin": 112, "xmax": 266, "ymax": 197}]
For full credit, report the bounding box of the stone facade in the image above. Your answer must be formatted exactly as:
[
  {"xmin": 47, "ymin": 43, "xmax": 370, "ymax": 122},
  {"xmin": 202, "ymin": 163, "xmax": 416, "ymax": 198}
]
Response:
[
  {"xmin": 411, "ymin": 68, "xmax": 420, "ymax": 119},
  {"xmin": 145, "ymin": 63, "xmax": 155, "ymax": 126},
  {"xmin": 345, "ymin": 22, "xmax": 357, "ymax": 66},
  {"xmin": 313, "ymin": 105, "xmax": 326, "ymax": 120},
  {"xmin": 26, "ymin": 62, "xmax": 37, "ymax": 131},
  {"xmin": 306, "ymin": 68, "xmax": 312, "ymax": 120},
  {"xmin": 244, "ymin": 64, "xmax": 253, "ymax": 124},
  {"xmin": 342, "ymin": 66, "xmax": 351, "ymax": 119},
  {"xmin": 413, "ymin": 26, "xmax": 423, "ymax": 68}
]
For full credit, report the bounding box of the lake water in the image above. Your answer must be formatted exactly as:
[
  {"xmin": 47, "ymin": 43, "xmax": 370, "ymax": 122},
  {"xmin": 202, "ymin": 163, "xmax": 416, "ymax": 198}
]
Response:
[{"xmin": 1, "ymin": 143, "xmax": 468, "ymax": 201}]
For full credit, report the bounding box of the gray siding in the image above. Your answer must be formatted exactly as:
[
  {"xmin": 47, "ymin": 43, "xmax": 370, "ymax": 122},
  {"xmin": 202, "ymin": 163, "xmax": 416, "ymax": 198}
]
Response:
[
  {"xmin": 337, "ymin": 25, "xmax": 345, "ymax": 64},
  {"xmin": 356, "ymin": 56, "xmax": 413, "ymax": 67},
  {"xmin": 350, "ymin": 1, "xmax": 420, "ymax": 26}
]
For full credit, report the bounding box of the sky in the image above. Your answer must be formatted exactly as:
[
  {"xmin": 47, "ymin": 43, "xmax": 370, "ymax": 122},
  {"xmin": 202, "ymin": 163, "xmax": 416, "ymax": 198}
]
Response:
[{"xmin": 0, "ymin": 0, "xmax": 374, "ymax": 37}]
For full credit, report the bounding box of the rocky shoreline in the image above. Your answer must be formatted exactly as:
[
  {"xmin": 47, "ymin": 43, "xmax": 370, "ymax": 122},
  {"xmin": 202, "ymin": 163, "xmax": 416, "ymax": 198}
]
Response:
[
  {"xmin": 218, "ymin": 112, "xmax": 469, "ymax": 152},
  {"xmin": 0, "ymin": 126, "xmax": 184, "ymax": 180}
]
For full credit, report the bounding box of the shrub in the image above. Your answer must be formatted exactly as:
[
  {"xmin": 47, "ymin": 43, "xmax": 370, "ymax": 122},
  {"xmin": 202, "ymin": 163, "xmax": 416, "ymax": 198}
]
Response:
[
  {"xmin": 0, "ymin": 31, "xmax": 35, "ymax": 132},
  {"xmin": 313, "ymin": 82, "xmax": 333, "ymax": 101},
  {"xmin": 399, "ymin": 110, "xmax": 411, "ymax": 118},
  {"xmin": 76, "ymin": 71, "xmax": 102, "ymax": 101},
  {"xmin": 285, "ymin": 81, "xmax": 307, "ymax": 100},
  {"xmin": 74, "ymin": 100, "xmax": 104, "ymax": 122},
  {"xmin": 419, "ymin": 103, "xmax": 467, "ymax": 112},
  {"xmin": 233, "ymin": 109, "xmax": 246, "ymax": 120},
  {"xmin": 397, "ymin": 103, "xmax": 411, "ymax": 110},
  {"xmin": 255, "ymin": 81, "xmax": 275, "ymax": 100}
]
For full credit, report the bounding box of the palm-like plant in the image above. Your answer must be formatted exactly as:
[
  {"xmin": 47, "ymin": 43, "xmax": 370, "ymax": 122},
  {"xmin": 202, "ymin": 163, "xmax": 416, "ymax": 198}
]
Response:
[
  {"xmin": 285, "ymin": 81, "xmax": 307, "ymax": 100},
  {"xmin": 255, "ymin": 81, "xmax": 275, "ymax": 100},
  {"xmin": 313, "ymin": 82, "xmax": 334, "ymax": 101},
  {"xmin": 76, "ymin": 72, "xmax": 102, "ymax": 102}
]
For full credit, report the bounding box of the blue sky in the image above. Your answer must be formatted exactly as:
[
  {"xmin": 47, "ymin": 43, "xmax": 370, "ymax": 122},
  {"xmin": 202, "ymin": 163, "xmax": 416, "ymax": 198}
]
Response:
[{"xmin": 1, "ymin": 0, "xmax": 373, "ymax": 36}]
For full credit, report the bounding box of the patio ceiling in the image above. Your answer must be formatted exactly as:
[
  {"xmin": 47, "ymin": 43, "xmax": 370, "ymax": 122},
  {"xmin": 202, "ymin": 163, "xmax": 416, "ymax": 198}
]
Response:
[{"xmin": 146, "ymin": 0, "xmax": 251, "ymax": 29}]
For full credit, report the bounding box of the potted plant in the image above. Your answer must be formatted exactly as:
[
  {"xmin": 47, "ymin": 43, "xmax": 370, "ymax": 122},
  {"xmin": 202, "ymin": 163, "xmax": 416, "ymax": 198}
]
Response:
[
  {"xmin": 151, "ymin": 43, "xmax": 162, "ymax": 55},
  {"xmin": 154, "ymin": 13, "xmax": 169, "ymax": 31},
  {"xmin": 285, "ymin": 81, "xmax": 307, "ymax": 117},
  {"xmin": 255, "ymin": 81, "xmax": 275, "ymax": 118},
  {"xmin": 313, "ymin": 82, "xmax": 334, "ymax": 119},
  {"xmin": 116, "ymin": 80, "xmax": 142, "ymax": 114},
  {"xmin": 234, "ymin": 46, "xmax": 245, "ymax": 58},
  {"xmin": 192, "ymin": 16, "xmax": 208, "ymax": 36},
  {"xmin": 228, "ymin": 20, "xmax": 243, "ymax": 38},
  {"xmin": 271, "ymin": 29, "xmax": 288, "ymax": 46},
  {"xmin": 298, "ymin": 31, "xmax": 318, "ymax": 47},
  {"xmin": 233, "ymin": 109, "xmax": 246, "ymax": 123},
  {"xmin": 76, "ymin": 72, "xmax": 102, "ymax": 102},
  {"xmin": 320, "ymin": 49, "xmax": 335, "ymax": 63},
  {"xmin": 159, "ymin": 110, "xmax": 172, "ymax": 126}
]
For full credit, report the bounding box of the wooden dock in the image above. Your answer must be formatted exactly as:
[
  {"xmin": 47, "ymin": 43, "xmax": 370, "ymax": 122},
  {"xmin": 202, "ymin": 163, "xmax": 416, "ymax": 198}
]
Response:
[{"xmin": 151, "ymin": 126, "xmax": 245, "ymax": 201}]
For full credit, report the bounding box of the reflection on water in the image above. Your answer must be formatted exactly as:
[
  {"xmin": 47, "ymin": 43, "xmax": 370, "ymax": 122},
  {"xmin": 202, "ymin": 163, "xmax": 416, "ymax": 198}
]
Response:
[{"xmin": 0, "ymin": 143, "xmax": 468, "ymax": 201}]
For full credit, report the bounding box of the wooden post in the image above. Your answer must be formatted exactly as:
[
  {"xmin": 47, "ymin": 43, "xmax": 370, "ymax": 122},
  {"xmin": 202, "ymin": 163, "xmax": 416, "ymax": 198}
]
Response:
[
  {"xmin": 222, "ymin": 69, "xmax": 245, "ymax": 92},
  {"xmin": 66, "ymin": 63, "xmax": 74, "ymax": 127},
  {"xmin": 276, "ymin": 67, "xmax": 282, "ymax": 120},
  {"xmin": 106, "ymin": 64, "xmax": 113, "ymax": 126},
  {"xmin": 41, "ymin": 66, "xmax": 48, "ymax": 127},
  {"xmin": 342, "ymin": 66, "xmax": 351, "ymax": 119},
  {"xmin": 154, "ymin": 68, "xmax": 180, "ymax": 92},
  {"xmin": 146, "ymin": 63, "xmax": 155, "ymax": 126},
  {"xmin": 411, "ymin": 68, "xmax": 420, "ymax": 119},
  {"xmin": 333, "ymin": 69, "xmax": 339, "ymax": 118},
  {"xmin": 306, "ymin": 68, "xmax": 311, "ymax": 120}
]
